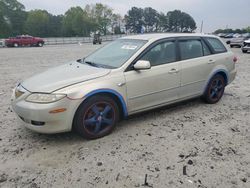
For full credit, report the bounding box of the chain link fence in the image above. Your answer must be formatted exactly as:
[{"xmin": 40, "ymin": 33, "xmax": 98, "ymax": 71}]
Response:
[
  {"xmin": 44, "ymin": 34, "xmax": 129, "ymax": 45},
  {"xmin": 0, "ymin": 34, "xmax": 133, "ymax": 47},
  {"xmin": 43, "ymin": 35, "xmax": 116, "ymax": 45}
]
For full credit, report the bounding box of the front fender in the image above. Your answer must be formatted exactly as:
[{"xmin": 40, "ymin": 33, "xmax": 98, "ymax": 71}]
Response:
[{"xmin": 56, "ymin": 74, "xmax": 128, "ymax": 116}]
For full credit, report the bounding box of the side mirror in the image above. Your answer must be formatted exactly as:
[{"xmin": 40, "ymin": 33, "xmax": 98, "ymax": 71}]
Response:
[{"xmin": 133, "ymin": 60, "xmax": 151, "ymax": 70}]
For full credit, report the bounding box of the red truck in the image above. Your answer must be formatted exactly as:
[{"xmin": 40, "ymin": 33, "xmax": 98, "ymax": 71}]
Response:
[{"xmin": 5, "ymin": 35, "xmax": 45, "ymax": 47}]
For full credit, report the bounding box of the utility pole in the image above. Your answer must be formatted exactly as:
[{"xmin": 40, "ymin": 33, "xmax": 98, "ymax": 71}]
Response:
[{"xmin": 200, "ymin": 20, "xmax": 203, "ymax": 33}]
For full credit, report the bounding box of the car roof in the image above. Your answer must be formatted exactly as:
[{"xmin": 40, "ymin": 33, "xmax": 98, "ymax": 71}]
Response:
[{"xmin": 122, "ymin": 33, "xmax": 216, "ymax": 41}]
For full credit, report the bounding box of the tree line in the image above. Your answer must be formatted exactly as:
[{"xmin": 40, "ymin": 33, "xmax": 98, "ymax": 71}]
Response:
[
  {"xmin": 214, "ymin": 27, "xmax": 250, "ymax": 34},
  {"xmin": 0, "ymin": 0, "xmax": 197, "ymax": 38}
]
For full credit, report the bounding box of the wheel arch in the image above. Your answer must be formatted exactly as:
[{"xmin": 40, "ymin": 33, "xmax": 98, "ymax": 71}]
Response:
[
  {"xmin": 80, "ymin": 89, "xmax": 128, "ymax": 119},
  {"xmin": 203, "ymin": 69, "xmax": 229, "ymax": 94}
]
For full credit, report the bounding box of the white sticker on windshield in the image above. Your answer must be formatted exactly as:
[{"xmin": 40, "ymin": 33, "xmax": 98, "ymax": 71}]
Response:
[{"xmin": 121, "ymin": 45, "xmax": 138, "ymax": 50}]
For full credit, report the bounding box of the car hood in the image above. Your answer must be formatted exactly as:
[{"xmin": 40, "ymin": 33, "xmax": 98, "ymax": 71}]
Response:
[{"xmin": 21, "ymin": 61, "xmax": 111, "ymax": 93}]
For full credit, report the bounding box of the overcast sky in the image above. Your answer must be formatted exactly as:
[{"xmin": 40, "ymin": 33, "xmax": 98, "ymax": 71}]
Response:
[{"xmin": 18, "ymin": 0, "xmax": 250, "ymax": 33}]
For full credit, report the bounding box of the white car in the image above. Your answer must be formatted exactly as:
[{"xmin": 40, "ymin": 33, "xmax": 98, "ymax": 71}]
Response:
[
  {"xmin": 242, "ymin": 39, "xmax": 250, "ymax": 53},
  {"xmin": 11, "ymin": 33, "xmax": 237, "ymax": 139}
]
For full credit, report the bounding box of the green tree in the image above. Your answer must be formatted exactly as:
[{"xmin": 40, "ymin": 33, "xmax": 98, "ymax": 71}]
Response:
[
  {"xmin": 62, "ymin": 6, "xmax": 93, "ymax": 37},
  {"xmin": 180, "ymin": 12, "xmax": 196, "ymax": 32},
  {"xmin": 158, "ymin": 13, "xmax": 168, "ymax": 32},
  {"xmin": 47, "ymin": 14, "xmax": 63, "ymax": 37},
  {"xmin": 24, "ymin": 10, "xmax": 49, "ymax": 36},
  {"xmin": 244, "ymin": 27, "xmax": 250, "ymax": 33},
  {"xmin": 0, "ymin": 0, "xmax": 26, "ymax": 37},
  {"xmin": 110, "ymin": 13, "xmax": 122, "ymax": 34},
  {"xmin": 143, "ymin": 7, "xmax": 159, "ymax": 32},
  {"xmin": 125, "ymin": 7, "xmax": 144, "ymax": 33},
  {"xmin": 214, "ymin": 27, "xmax": 250, "ymax": 34},
  {"xmin": 167, "ymin": 10, "xmax": 196, "ymax": 32},
  {"xmin": 84, "ymin": 3, "xmax": 113, "ymax": 35}
]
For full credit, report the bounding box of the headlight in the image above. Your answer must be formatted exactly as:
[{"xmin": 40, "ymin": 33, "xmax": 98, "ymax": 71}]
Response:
[{"xmin": 25, "ymin": 93, "xmax": 66, "ymax": 103}]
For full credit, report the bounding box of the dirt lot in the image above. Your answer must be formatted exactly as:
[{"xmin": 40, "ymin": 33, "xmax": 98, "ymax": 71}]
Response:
[{"xmin": 0, "ymin": 43, "xmax": 249, "ymax": 188}]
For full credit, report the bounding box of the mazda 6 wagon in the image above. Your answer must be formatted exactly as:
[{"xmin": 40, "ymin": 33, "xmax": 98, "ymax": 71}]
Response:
[{"xmin": 11, "ymin": 33, "xmax": 237, "ymax": 139}]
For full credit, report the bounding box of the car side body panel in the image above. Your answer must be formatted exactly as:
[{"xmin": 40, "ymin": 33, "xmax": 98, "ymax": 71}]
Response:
[{"xmin": 124, "ymin": 62, "xmax": 181, "ymax": 113}]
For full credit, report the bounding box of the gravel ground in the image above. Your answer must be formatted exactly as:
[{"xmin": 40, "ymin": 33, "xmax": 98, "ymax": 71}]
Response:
[{"xmin": 0, "ymin": 44, "xmax": 249, "ymax": 188}]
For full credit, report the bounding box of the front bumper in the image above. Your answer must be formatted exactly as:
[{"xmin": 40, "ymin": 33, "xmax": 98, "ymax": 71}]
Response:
[
  {"xmin": 230, "ymin": 42, "xmax": 243, "ymax": 46},
  {"xmin": 11, "ymin": 90, "xmax": 81, "ymax": 134},
  {"xmin": 242, "ymin": 45, "xmax": 250, "ymax": 51}
]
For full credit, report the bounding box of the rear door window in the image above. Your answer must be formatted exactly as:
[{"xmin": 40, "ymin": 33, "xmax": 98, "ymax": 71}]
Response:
[
  {"xmin": 205, "ymin": 37, "xmax": 227, "ymax": 53},
  {"xmin": 179, "ymin": 39, "xmax": 203, "ymax": 60}
]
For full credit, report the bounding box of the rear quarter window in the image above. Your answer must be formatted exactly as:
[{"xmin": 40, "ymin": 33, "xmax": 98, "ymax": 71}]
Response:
[{"xmin": 205, "ymin": 37, "xmax": 227, "ymax": 54}]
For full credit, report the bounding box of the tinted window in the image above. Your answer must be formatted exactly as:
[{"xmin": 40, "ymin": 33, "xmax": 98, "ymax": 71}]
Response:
[
  {"xmin": 206, "ymin": 38, "xmax": 227, "ymax": 53},
  {"xmin": 141, "ymin": 41, "xmax": 176, "ymax": 66},
  {"xmin": 202, "ymin": 40, "xmax": 211, "ymax": 56},
  {"xmin": 179, "ymin": 40, "xmax": 203, "ymax": 60}
]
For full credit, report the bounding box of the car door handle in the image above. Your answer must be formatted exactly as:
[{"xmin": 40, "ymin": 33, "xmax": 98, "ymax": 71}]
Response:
[
  {"xmin": 168, "ymin": 68, "xmax": 179, "ymax": 74},
  {"xmin": 208, "ymin": 59, "xmax": 216, "ymax": 64}
]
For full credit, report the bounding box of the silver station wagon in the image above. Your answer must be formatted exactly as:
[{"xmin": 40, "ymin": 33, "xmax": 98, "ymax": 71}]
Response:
[{"xmin": 11, "ymin": 33, "xmax": 237, "ymax": 139}]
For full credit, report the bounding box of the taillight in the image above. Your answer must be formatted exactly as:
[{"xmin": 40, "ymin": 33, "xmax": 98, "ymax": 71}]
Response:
[{"xmin": 233, "ymin": 56, "xmax": 238, "ymax": 63}]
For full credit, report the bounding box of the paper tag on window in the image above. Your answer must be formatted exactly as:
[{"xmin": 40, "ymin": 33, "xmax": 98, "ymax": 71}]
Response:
[{"xmin": 121, "ymin": 45, "xmax": 138, "ymax": 50}]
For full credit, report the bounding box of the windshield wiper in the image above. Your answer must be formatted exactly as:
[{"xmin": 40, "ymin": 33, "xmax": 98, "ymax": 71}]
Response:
[
  {"xmin": 78, "ymin": 59, "xmax": 114, "ymax": 69},
  {"xmin": 84, "ymin": 61, "xmax": 100, "ymax": 68}
]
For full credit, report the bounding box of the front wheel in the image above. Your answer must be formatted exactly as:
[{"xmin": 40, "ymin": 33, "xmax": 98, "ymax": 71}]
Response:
[
  {"xmin": 13, "ymin": 43, "xmax": 19, "ymax": 47},
  {"xmin": 242, "ymin": 49, "xmax": 247, "ymax": 53},
  {"xmin": 73, "ymin": 95, "xmax": 119, "ymax": 139},
  {"xmin": 37, "ymin": 42, "xmax": 43, "ymax": 47},
  {"xmin": 203, "ymin": 74, "xmax": 225, "ymax": 104}
]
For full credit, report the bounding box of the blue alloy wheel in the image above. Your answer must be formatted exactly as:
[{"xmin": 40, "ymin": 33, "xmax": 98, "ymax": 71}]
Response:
[
  {"xmin": 204, "ymin": 74, "xmax": 225, "ymax": 104},
  {"xmin": 73, "ymin": 95, "xmax": 119, "ymax": 139},
  {"xmin": 83, "ymin": 102, "xmax": 115, "ymax": 135}
]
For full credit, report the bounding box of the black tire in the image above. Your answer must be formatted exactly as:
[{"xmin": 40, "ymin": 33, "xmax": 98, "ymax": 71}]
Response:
[
  {"xmin": 242, "ymin": 49, "xmax": 247, "ymax": 53},
  {"xmin": 203, "ymin": 74, "xmax": 225, "ymax": 104},
  {"xmin": 230, "ymin": 45, "xmax": 233, "ymax": 48},
  {"xmin": 73, "ymin": 95, "xmax": 119, "ymax": 139},
  {"xmin": 93, "ymin": 42, "xmax": 96, "ymax": 45},
  {"xmin": 37, "ymin": 42, "xmax": 43, "ymax": 47}
]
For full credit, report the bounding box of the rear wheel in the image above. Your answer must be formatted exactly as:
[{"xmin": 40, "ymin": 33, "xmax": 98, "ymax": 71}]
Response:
[
  {"xmin": 203, "ymin": 74, "xmax": 225, "ymax": 104},
  {"xmin": 242, "ymin": 49, "xmax": 247, "ymax": 53},
  {"xmin": 73, "ymin": 95, "xmax": 119, "ymax": 139}
]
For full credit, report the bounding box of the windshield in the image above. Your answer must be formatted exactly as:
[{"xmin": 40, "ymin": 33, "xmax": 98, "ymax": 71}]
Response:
[{"xmin": 83, "ymin": 39, "xmax": 147, "ymax": 68}]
